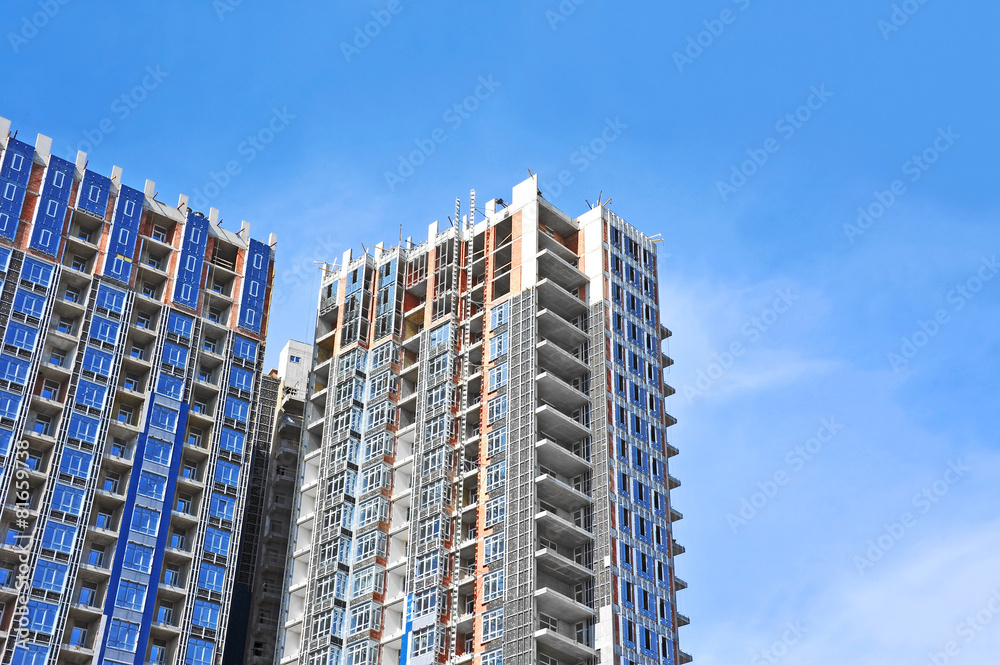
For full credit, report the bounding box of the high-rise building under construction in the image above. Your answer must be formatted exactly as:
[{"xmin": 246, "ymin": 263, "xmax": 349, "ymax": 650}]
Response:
[
  {"xmin": 0, "ymin": 118, "xmax": 276, "ymax": 665},
  {"xmin": 279, "ymin": 175, "xmax": 689, "ymax": 665}
]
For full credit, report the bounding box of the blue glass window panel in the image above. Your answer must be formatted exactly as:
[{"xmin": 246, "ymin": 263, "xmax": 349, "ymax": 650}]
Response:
[
  {"xmin": 0, "ymin": 354, "xmax": 29, "ymax": 383},
  {"xmin": 219, "ymin": 427, "xmax": 244, "ymax": 454},
  {"xmin": 192, "ymin": 600, "xmax": 220, "ymax": 629},
  {"xmin": 209, "ymin": 493, "xmax": 234, "ymax": 520},
  {"xmin": 13, "ymin": 289, "xmax": 45, "ymax": 318},
  {"xmin": 137, "ymin": 471, "xmax": 166, "ymax": 500},
  {"xmin": 4, "ymin": 321, "xmax": 38, "ymax": 351},
  {"xmin": 204, "ymin": 528, "xmax": 230, "ymax": 555},
  {"xmin": 150, "ymin": 404, "xmax": 178, "ymax": 432},
  {"xmin": 115, "ymin": 580, "xmax": 147, "ymax": 611},
  {"xmin": 156, "ymin": 374, "xmax": 184, "ymax": 398},
  {"xmin": 0, "ymin": 429, "xmax": 11, "ymax": 457},
  {"xmin": 25, "ymin": 600, "xmax": 58, "ymax": 633},
  {"xmin": 233, "ymin": 336, "xmax": 257, "ymax": 361},
  {"xmin": 107, "ymin": 618, "xmax": 140, "ymax": 651},
  {"xmin": 32, "ymin": 560, "xmax": 67, "ymax": 593},
  {"xmin": 11, "ymin": 643, "xmax": 49, "ymax": 665},
  {"xmin": 224, "ymin": 396, "xmax": 248, "ymax": 423},
  {"xmin": 67, "ymin": 413, "xmax": 99, "ymax": 443},
  {"xmin": 163, "ymin": 342, "xmax": 188, "ymax": 368},
  {"xmin": 0, "ymin": 246, "xmax": 10, "ymax": 271},
  {"xmin": 185, "ymin": 638, "xmax": 215, "ymax": 665},
  {"xmin": 20, "ymin": 258, "xmax": 52, "ymax": 287},
  {"xmin": 197, "ymin": 564, "xmax": 225, "ymax": 592},
  {"xmin": 90, "ymin": 316, "xmax": 120, "ymax": 344},
  {"xmin": 82, "ymin": 347, "xmax": 113, "ymax": 376},
  {"xmin": 122, "ymin": 542, "xmax": 154, "ymax": 573},
  {"xmin": 95, "ymin": 284, "xmax": 126, "ymax": 314},
  {"xmin": 76, "ymin": 169, "xmax": 111, "ymax": 217},
  {"xmin": 59, "ymin": 448, "xmax": 92, "ymax": 479},
  {"xmin": 75, "ymin": 381, "xmax": 107, "ymax": 409},
  {"xmin": 214, "ymin": 460, "xmax": 240, "ymax": 487},
  {"xmin": 41, "ymin": 521, "xmax": 76, "ymax": 553},
  {"xmin": 228, "ymin": 366, "xmax": 253, "ymax": 391},
  {"xmin": 144, "ymin": 437, "xmax": 173, "ymax": 465},
  {"xmin": 167, "ymin": 311, "xmax": 193, "ymax": 337},
  {"xmin": 0, "ymin": 391, "xmax": 21, "ymax": 419},
  {"xmin": 130, "ymin": 506, "xmax": 160, "ymax": 536},
  {"xmin": 51, "ymin": 484, "xmax": 84, "ymax": 515}
]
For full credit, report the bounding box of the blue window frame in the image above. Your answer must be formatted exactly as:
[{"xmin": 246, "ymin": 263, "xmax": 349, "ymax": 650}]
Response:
[
  {"xmin": 11, "ymin": 643, "xmax": 49, "ymax": 665},
  {"xmin": 144, "ymin": 437, "xmax": 173, "ymax": 465},
  {"xmin": 0, "ymin": 429, "xmax": 12, "ymax": 457},
  {"xmin": 107, "ymin": 618, "xmax": 140, "ymax": 651},
  {"xmin": 156, "ymin": 374, "xmax": 184, "ymax": 398},
  {"xmin": 219, "ymin": 427, "xmax": 244, "ymax": 454},
  {"xmin": 214, "ymin": 460, "xmax": 240, "ymax": 487},
  {"xmin": 13, "ymin": 289, "xmax": 45, "ymax": 318},
  {"xmin": 90, "ymin": 316, "xmax": 120, "ymax": 344},
  {"xmin": 224, "ymin": 396, "xmax": 248, "ymax": 423},
  {"xmin": 115, "ymin": 580, "xmax": 146, "ymax": 611},
  {"xmin": 137, "ymin": 471, "xmax": 167, "ymax": 500},
  {"xmin": 95, "ymin": 284, "xmax": 126, "ymax": 313},
  {"xmin": 228, "ymin": 366, "xmax": 253, "ymax": 391},
  {"xmin": 0, "ymin": 354, "xmax": 29, "ymax": 383},
  {"xmin": 21, "ymin": 258, "xmax": 53, "ymax": 287},
  {"xmin": 4, "ymin": 322, "xmax": 38, "ymax": 352},
  {"xmin": 52, "ymin": 484, "xmax": 84, "ymax": 515},
  {"xmin": 150, "ymin": 404, "xmax": 178, "ymax": 432},
  {"xmin": 0, "ymin": 390, "xmax": 21, "ymax": 419},
  {"xmin": 122, "ymin": 542, "xmax": 154, "ymax": 573},
  {"xmin": 59, "ymin": 448, "xmax": 92, "ymax": 479},
  {"xmin": 76, "ymin": 380, "xmax": 107, "ymax": 409},
  {"xmin": 233, "ymin": 336, "xmax": 257, "ymax": 361},
  {"xmin": 489, "ymin": 301, "xmax": 508, "ymax": 329},
  {"xmin": 31, "ymin": 560, "xmax": 67, "ymax": 593},
  {"xmin": 209, "ymin": 493, "xmax": 234, "ymax": 520},
  {"xmin": 185, "ymin": 638, "xmax": 215, "ymax": 665},
  {"xmin": 204, "ymin": 528, "xmax": 230, "ymax": 555},
  {"xmin": 82, "ymin": 347, "xmax": 113, "ymax": 376},
  {"xmin": 167, "ymin": 311, "xmax": 193, "ymax": 337},
  {"xmin": 163, "ymin": 342, "xmax": 188, "ymax": 368},
  {"xmin": 25, "ymin": 600, "xmax": 58, "ymax": 634},
  {"xmin": 67, "ymin": 413, "xmax": 99, "ymax": 443},
  {"xmin": 41, "ymin": 521, "xmax": 76, "ymax": 552},
  {"xmin": 192, "ymin": 600, "xmax": 220, "ymax": 629},
  {"xmin": 198, "ymin": 564, "xmax": 225, "ymax": 592},
  {"xmin": 130, "ymin": 506, "xmax": 160, "ymax": 536}
]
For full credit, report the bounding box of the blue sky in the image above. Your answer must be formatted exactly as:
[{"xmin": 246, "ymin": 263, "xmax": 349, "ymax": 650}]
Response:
[{"xmin": 4, "ymin": 1, "xmax": 999, "ymax": 662}]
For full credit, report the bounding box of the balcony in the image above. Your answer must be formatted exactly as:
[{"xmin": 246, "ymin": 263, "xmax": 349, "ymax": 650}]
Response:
[
  {"xmin": 679, "ymin": 650, "xmax": 693, "ymax": 663},
  {"xmin": 534, "ymin": 627, "xmax": 597, "ymax": 662},
  {"xmin": 536, "ymin": 308, "xmax": 587, "ymax": 353},
  {"xmin": 535, "ymin": 439, "xmax": 590, "ymax": 478},
  {"xmin": 677, "ymin": 613, "xmax": 690, "ymax": 626},
  {"xmin": 536, "ymin": 249, "xmax": 588, "ymax": 292},
  {"xmin": 536, "ymin": 510, "xmax": 592, "ymax": 549},
  {"xmin": 536, "ymin": 404, "xmax": 590, "ymax": 442},
  {"xmin": 536, "ymin": 340, "xmax": 588, "ymax": 383},
  {"xmin": 535, "ymin": 547, "xmax": 594, "ymax": 585},
  {"xmin": 535, "ymin": 474, "xmax": 591, "ymax": 512},
  {"xmin": 535, "ymin": 372, "xmax": 589, "ymax": 412},
  {"xmin": 536, "ymin": 278, "xmax": 587, "ymax": 322},
  {"xmin": 535, "ymin": 587, "xmax": 594, "ymax": 624}
]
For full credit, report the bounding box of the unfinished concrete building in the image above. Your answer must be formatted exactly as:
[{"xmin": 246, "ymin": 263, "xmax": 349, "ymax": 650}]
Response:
[{"xmin": 278, "ymin": 176, "xmax": 689, "ymax": 665}]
